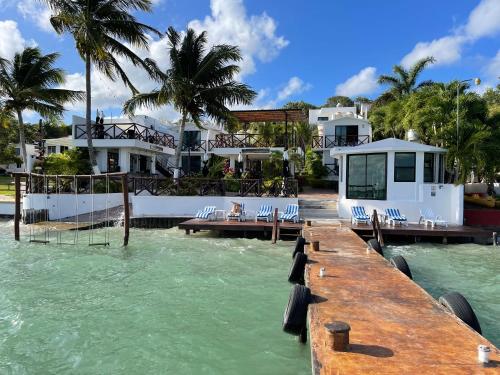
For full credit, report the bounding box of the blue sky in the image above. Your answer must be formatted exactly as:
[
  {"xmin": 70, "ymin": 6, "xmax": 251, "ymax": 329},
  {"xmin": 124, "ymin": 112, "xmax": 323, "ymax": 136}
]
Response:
[{"xmin": 0, "ymin": 0, "xmax": 499, "ymax": 123}]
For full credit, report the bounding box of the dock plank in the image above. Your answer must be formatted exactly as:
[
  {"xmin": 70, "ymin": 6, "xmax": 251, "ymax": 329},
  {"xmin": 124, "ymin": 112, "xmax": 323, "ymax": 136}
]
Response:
[{"xmin": 304, "ymin": 225, "xmax": 499, "ymax": 374}]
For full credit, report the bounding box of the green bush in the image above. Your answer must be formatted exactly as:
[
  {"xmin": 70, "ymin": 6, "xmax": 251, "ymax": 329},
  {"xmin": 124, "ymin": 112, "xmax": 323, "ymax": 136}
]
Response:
[
  {"xmin": 44, "ymin": 148, "xmax": 91, "ymax": 175},
  {"xmin": 305, "ymin": 150, "xmax": 327, "ymax": 178}
]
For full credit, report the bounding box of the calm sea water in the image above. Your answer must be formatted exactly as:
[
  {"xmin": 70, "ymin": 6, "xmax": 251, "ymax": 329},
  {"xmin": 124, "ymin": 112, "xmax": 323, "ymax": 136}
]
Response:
[
  {"xmin": 384, "ymin": 242, "xmax": 500, "ymax": 347},
  {"xmin": 0, "ymin": 222, "xmax": 310, "ymax": 374}
]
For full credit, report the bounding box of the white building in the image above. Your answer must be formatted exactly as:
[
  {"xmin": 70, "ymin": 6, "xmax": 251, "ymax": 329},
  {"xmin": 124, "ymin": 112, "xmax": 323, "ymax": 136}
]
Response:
[
  {"xmin": 332, "ymin": 138, "xmax": 464, "ymax": 225},
  {"xmin": 45, "ymin": 136, "xmax": 73, "ymax": 155},
  {"xmin": 72, "ymin": 115, "xmax": 175, "ymax": 174},
  {"xmin": 0, "ymin": 143, "xmax": 36, "ymax": 173},
  {"xmin": 310, "ymin": 105, "xmax": 372, "ymax": 180}
]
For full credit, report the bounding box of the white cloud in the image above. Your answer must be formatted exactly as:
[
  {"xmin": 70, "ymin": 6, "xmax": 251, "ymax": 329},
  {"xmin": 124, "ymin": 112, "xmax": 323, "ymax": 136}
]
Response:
[
  {"xmin": 486, "ymin": 49, "xmax": 500, "ymax": 77},
  {"xmin": 465, "ymin": 0, "xmax": 500, "ymax": 39},
  {"xmin": 0, "ymin": 20, "xmax": 30, "ymax": 60},
  {"xmin": 188, "ymin": 0, "xmax": 289, "ymax": 78},
  {"xmin": 276, "ymin": 77, "xmax": 311, "ymax": 102},
  {"xmin": 335, "ymin": 67, "xmax": 378, "ymax": 97},
  {"xmin": 401, "ymin": 0, "xmax": 500, "ymax": 68},
  {"xmin": 61, "ymin": 35, "xmax": 179, "ymax": 122},
  {"xmin": 17, "ymin": 0, "xmax": 53, "ymax": 33},
  {"xmin": 401, "ymin": 35, "xmax": 465, "ymax": 68}
]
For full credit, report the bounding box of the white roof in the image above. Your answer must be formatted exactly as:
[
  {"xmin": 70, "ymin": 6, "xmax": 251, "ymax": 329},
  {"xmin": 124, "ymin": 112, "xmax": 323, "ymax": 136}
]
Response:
[
  {"xmin": 331, "ymin": 138, "xmax": 446, "ymax": 155},
  {"xmin": 45, "ymin": 136, "xmax": 73, "ymax": 147}
]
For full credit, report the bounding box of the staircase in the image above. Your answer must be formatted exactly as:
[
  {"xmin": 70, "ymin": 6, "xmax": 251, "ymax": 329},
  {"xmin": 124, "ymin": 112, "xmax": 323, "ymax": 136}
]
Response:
[{"xmin": 299, "ymin": 197, "xmax": 342, "ymax": 224}]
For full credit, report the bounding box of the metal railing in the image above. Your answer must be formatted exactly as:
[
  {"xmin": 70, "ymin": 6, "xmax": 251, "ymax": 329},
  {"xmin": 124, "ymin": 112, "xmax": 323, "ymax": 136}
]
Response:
[
  {"xmin": 208, "ymin": 133, "xmax": 286, "ymax": 150},
  {"xmin": 312, "ymin": 135, "xmax": 370, "ymax": 148},
  {"xmin": 74, "ymin": 123, "xmax": 176, "ymax": 149},
  {"xmin": 132, "ymin": 176, "xmax": 298, "ymax": 197}
]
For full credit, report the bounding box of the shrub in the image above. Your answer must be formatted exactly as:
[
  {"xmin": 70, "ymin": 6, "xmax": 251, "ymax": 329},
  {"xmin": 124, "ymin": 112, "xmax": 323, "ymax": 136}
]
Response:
[
  {"xmin": 305, "ymin": 150, "xmax": 327, "ymax": 178},
  {"xmin": 44, "ymin": 148, "xmax": 91, "ymax": 175}
]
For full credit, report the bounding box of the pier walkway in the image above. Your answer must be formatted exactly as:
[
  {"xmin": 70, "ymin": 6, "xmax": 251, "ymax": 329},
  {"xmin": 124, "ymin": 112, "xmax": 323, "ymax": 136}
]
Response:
[{"xmin": 303, "ymin": 225, "xmax": 499, "ymax": 374}]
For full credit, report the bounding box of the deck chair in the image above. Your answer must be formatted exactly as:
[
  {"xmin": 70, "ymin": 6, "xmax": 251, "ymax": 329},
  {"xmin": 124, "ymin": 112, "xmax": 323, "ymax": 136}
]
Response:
[
  {"xmin": 419, "ymin": 208, "xmax": 448, "ymax": 228},
  {"xmin": 385, "ymin": 208, "xmax": 408, "ymax": 226},
  {"xmin": 351, "ymin": 206, "xmax": 371, "ymax": 225},
  {"xmin": 255, "ymin": 205, "xmax": 273, "ymax": 222},
  {"xmin": 227, "ymin": 203, "xmax": 246, "ymax": 222},
  {"xmin": 279, "ymin": 204, "xmax": 299, "ymax": 223},
  {"xmin": 195, "ymin": 206, "xmax": 216, "ymax": 221}
]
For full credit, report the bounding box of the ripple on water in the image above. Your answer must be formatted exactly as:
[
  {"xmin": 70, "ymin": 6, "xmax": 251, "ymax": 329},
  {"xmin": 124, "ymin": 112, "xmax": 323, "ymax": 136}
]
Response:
[{"xmin": 0, "ymin": 223, "xmax": 310, "ymax": 374}]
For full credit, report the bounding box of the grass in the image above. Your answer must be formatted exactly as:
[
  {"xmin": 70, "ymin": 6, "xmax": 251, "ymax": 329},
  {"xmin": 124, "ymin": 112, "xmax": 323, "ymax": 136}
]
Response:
[{"xmin": 0, "ymin": 176, "xmax": 15, "ymax": 197}]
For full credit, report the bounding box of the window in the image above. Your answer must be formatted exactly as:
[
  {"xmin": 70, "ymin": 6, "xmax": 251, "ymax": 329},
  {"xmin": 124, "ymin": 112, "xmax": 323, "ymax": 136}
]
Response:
[
  {"xmin": 47, "ymin": 146, "xmax": 56, "ymax": 154},
  {"xmin": 347, "ymin": 153, "xmax": 387, "ymax": 200},
  {"xmin": 424, "ymin": 153, "xmax": 435, "ymax": 183},
  {"xmin": 60, "ymin": 146, "xmax": 68, "ymax": 153},
  {"xmin": 438, "ymin": 154, "xmax": 444, "ymax": 183},
  {"xmin": 394, "ymin": 152, "xmax": 415, "ymax": 182},
  {"xmin": 335, "ymin": 125, "xmax": 359, "ymax": 146},
  {"xmin": 317, "ymin": 116, "xmax": 329, "ymax": 121},
  {"xmin": 183, "ymin": 130, "xmax": 201, "ymax": 149},
  {"xmin": 182, "ymin": 155, "xmax": 201, "ymax": 175}
]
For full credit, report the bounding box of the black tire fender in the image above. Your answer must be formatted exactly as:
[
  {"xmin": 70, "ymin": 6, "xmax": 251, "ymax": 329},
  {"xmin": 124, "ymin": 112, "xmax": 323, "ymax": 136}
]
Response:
[
  {"xmin": 283, "ymin": 284, "xmax": 311, "ymax": 336},
  {"xmin": 292, "ymin": 236, "xmax": 306, "ymax": 258},
  {"xmin": 390, "ymin": 255, "xmax": 413, "ymax": 279},
  {"xmin": 438, "ymin": 292, "xmax": 482, "ymax": 334},
  {"xmin": 367, "ymin": 238, "xmax": 383, "ymax": 256},
  {"xmin": 288, "ymin": 252, "xmax": 308, "ymax": 284}
]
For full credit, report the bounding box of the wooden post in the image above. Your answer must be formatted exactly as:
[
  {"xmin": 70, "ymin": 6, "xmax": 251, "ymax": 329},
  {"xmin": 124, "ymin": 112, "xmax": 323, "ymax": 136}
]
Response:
[
  {"xmin": 311, "ymin": 241, "xmax": 320, "ymax": 251},
  {"xmin": 121, "ymin": 174, "xmax": 130, "ymax": 246},
  {"xmin": 272, "ymin": 208, "xmax": 279, "ymax": 244},
  {"xmin": 14, "ymin": 174, "xmax": 21, "ymax": 241},
  {"xmin": 325, "ymin": 321, "xmax": 351, "ymax": 352},
  {"xmin": 306, "ymin": 220, "xmax": 312, "ymax": 227}
]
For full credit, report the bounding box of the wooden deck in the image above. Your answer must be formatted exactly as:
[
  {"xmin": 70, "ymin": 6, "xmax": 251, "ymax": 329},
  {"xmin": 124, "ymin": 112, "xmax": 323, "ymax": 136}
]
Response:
[
  {"xmin": 304, "ymin": 225, "xmax": 499, "ymax": 374},
  {"xmin": 350, "ymin": 222, "xmax": 495, "ymax": 239},
  {"xmin": 178, "ymin": 218, "xmax": 302, "ymax": 238}
]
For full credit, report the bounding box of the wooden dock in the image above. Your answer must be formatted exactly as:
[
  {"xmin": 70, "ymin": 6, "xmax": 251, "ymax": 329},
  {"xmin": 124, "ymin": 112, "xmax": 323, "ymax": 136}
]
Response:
[
  {"xmin": 350, "ymin": 222, "xmax": 495, "ymax": 241},
  {"xmin": 304, "ymin": 225, "xmax": 499, "ymax": 374},
  {"xmin": 178, "ymin": 218, "xmax": 302, "ymax": 239}
]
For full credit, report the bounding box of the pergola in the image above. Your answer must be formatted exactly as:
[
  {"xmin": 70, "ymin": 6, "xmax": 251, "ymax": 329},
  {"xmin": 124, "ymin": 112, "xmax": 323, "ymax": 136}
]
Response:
[{"xmin": 230, "ymin": 109, "xmax": 307, "ymax": 149}]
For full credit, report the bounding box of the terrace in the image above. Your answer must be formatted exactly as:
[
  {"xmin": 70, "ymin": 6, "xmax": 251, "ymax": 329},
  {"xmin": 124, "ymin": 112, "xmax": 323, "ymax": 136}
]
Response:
[
  {"xmin": 74, "ymin": 122, "xmax": 176, "ymax": 149},
  {"xmin": 311, "ymin": 135, "xmax": 370, "ymax": 149}
]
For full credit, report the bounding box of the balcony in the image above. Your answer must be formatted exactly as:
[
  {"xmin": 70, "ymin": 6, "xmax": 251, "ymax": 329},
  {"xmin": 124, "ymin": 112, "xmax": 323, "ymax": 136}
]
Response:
[
  {"xmin": 312, "ymin": 135, "xmax": 370, "ymax": 149},
  {"xmin": 207, "ymin": 133, "xmax": 286, "ymax": 150},
  {"xmin": 74, "ymin": 123, "xmax": 176, "ymax": 149}
]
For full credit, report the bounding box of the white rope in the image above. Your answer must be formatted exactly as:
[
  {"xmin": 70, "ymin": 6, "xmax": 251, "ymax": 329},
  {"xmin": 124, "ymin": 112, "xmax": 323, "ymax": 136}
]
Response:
[
  {"xmin": 74, "ymin": 175, "xmax": 79, "ymax": 243},
  {"xmin": 89, "ymin": 175, "xmax": 94, "ymax": 245}
]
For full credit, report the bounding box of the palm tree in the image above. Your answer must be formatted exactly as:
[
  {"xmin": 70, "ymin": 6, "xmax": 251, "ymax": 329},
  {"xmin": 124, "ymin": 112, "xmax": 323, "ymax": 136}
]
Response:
[
  {"xmin": 124, "ymin": 27, "xmax": 257, "ymax": 175},
  {"xmin": 378, "ymin": 56, "xmax": 435, "ymax": 99},
  {"xmin": 0, "ymin": 47, "xmax": 83, "ymax": 171},
  {"xmin": 44, "ymin": 0, "xmax": 160, "ymax": 173}
]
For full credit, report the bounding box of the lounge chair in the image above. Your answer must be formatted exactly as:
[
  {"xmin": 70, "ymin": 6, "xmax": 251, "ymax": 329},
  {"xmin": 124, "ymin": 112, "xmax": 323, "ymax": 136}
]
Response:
[
  {"xmin": 351, "ymin": 206, "xmax": 371, "ymax": 225},
  {"xmin": 385, "ymin": 208, "xmax": 408, "ymax": 226},
  {"xmin": 255, "ymin": 205, "xmax": 273, "ymax": 222},
  {"xmin": 279, "ymin": 204, "xmax": 299, "ymax": 223},
  {"xmin": 195, "ymin": 206, "xmax": 216, "ymax": 221},
  {"xmin": 227, "ymin": 203, "xmax": 246, "ymax": 222},
  {"xmin": 419, "ymin": 208, "xmax": 448, "ymax": 228}
]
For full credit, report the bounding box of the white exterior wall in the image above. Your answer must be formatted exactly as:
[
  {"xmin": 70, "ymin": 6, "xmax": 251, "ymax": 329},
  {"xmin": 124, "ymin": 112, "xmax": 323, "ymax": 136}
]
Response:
[
  {"xmin": 23, "ymin": 193, "xmax": 123, "ymax": 220},
  {"xmin": 0, "ymin": 201, "xmax": 15, "ymax": 216},
  {"xmin": 131, "ymin": 196, "xmax": 298, "ymax": 218},
  {"xmin": 320, "ymin": 117, "xmax": 372, "ymax": 139},
  {"xmin": 337, "ymin": 151, "xmax": 463, "ymax": 224}
]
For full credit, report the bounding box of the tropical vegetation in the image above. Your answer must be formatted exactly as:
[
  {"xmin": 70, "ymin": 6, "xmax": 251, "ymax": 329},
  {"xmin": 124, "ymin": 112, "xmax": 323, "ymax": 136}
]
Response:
[
  {"xmin": 124, "ymin": 26, "xmax": 256, "ymax": 174},
  {"xmin": 44, "ymin": 0, "xmax": 160, "ymax": 172},
  {"xmin": 0, "ymin": 47, "xmax": 83, "ymax": 171}
]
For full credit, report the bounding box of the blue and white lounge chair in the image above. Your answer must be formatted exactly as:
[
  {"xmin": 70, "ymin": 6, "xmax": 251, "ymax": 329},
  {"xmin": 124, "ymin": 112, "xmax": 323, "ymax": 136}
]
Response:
[
  {"xmin": 419, "ymin": 208, "xmax": 448, "ymax": 228},
  {"xmin": 351, "ymin": 206, "xmax": 371, "ymax": 225},
  {"xmin": 255, "ymin": 205, "xmax": 273, "ymax": 222},
  {"xmin": 195, "ymin": 206, "xmax": 216, "ymax": 220},
  {"xmin": 227, "ymin": 203, "xmax": 246, "ymax": 222},
  {"xmin": 279, "ymin": 204, "xmax": 299, "ymax": 223},
  {"xmin": 385, "ymin": 208, "xmax": 408, "ymax": 226}
]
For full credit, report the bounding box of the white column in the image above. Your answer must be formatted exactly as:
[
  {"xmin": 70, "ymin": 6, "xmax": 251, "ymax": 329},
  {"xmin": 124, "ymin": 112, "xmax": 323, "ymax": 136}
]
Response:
[
  {"xmin": 229, "ymin": 156, "xmax": 235, "ymax": 169},
  {"xmin": 151, "ymin": 154, "xmax": 157, "ymax": 174},
  {"xmin": 119, "ymin": 148, "xmax": 130, "ymax": 173}
]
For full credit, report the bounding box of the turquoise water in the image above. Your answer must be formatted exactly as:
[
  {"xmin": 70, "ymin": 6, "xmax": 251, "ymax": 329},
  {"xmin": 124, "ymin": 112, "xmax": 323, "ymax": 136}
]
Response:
[
  {"xmin": 0, "ymin": 223, "xmax": 311, "ymax": 374},
  {"xmin": 385, "ymin": 243, "xmax": 500, "ymax": 347}
]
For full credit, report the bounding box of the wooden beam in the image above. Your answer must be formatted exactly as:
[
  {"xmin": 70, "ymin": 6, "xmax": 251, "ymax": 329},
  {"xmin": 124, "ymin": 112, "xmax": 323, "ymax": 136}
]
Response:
[
  {"xmin": 272, "ymin": 208, "xmax": 279, "ymax": 244},
  {"xmin": 14, "ymin": 174, "xmax": 21, "ymax": 241},
  {"xmin": 121, "ymin": 174, "xmax": 130, "ymax": 246}
]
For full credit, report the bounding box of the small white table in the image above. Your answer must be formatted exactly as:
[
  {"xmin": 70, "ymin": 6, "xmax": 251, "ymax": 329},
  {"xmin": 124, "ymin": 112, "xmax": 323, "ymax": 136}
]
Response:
[{"xmin": 214, "ymin": 210, "xmax": 226, "ymax": 221}]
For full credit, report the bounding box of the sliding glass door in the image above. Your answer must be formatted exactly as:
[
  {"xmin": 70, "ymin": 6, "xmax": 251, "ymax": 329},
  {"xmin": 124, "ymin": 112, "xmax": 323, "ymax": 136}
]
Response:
[{"xmin": 347, "ymin": 153, "xmax": 387, "ymax": 200}]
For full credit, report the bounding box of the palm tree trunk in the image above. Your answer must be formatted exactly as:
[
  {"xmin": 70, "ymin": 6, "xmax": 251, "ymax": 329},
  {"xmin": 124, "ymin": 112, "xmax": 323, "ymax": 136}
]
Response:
[
  {"xmin": 16, "ymin": 110, "xmax": 28, "ymax": 172},
  {"xmin": 85, "ymin": 52, "xmax": 99, "ymax": 174},
  {"xmin": 173, "ymin": 111, "xmax": 187, "ymax": 174}
]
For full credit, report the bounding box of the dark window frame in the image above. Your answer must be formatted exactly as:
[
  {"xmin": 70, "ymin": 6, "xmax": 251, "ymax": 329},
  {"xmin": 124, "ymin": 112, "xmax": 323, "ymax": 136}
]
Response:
[
  {"xmin": 394, "ymin": 152, "xmax": 416, "ymax": 182},
  {"xmin": 317, "ymin": 116, "xmax": 329, "ymax": 121},
  {"xmin": 424, "ymin": 153, "xmax": 435, "ymax": 183},
  {"xmin": 346, "ymin": 152, "xmax": 387, "ymax": 200}
]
